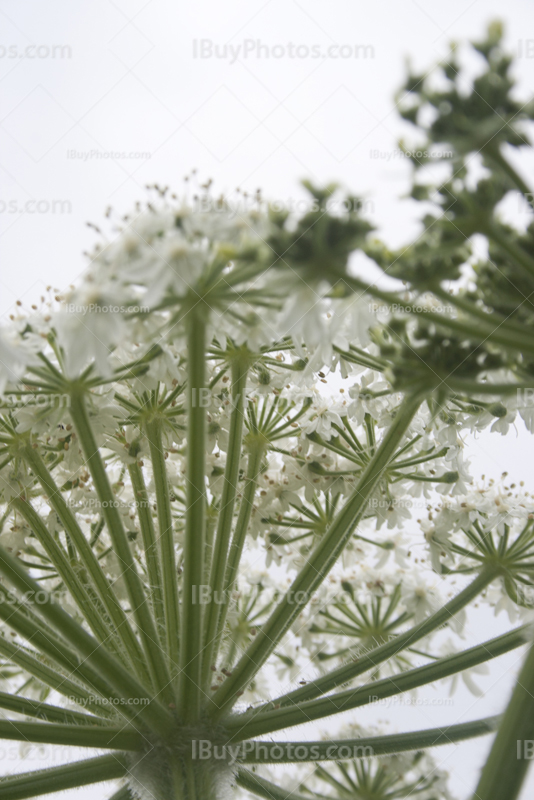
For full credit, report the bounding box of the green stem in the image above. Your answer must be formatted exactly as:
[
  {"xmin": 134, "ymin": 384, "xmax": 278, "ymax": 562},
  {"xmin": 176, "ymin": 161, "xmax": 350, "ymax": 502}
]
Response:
[
  {"xmin": 226, "ymin": 625, "xmax": 528, "ymax": 739},
  {"xmin": 145, "ymin": 417, "xmax": 180, "ymax": 675},
  {"xmin": 12, "ymin": 497, "xmax": 122, "ymax": 656},
  {"xmin": 473, "ymin": 639, "xmax": 534, "ymax": 800},
  {"xmin": 69, "ymin": 389, "xmax": 174, "ymax": 706},
  {"xmin": 239, "ymin": 716, "xmax": 499, "ymax": 762},
  {"xmin": 485, "ymin": 146, "xmax": 534, "ymax": 207},
  {"xmin": 128, "ymin": 461, "xmax": 166, "ymax": 648},
  {"xmin": 209, "ymin": 392, "xmax": 423, "ymax": 719},
  {"xmin": 202, "ymin": 357, "xmax": 248, "ymax": 685},
  {"xmin": 486, "ymin": 223, "xmax": 534, "ymax": 279},
  {"xmin": 211, "ymin": 442, "xmax": 264, "ymax": 672},
  {"xmin": 343, "ymin": 276, "xmax": 534, "ymax": 356},
  {"xmin": 269, "ymin": 567, "xmax": 496, "ymax": 708},
  {"xmin": 0, "ymin": 636, "xmax": 114, "ymax": 718},
  {"xmin": 0, "ymin": 719, "xmax": 143, "ymax": 750},
  {"xmin": 0, "ymin": 689, "xmax": 111, "ymax": 726},
  {"xmin": 0, "ymin": 582, "xmax": 108, "ymax": 695},
  {"xmin": 179, "ymin": 308, "xmax": 207, "ymax": 722},
  {"xmin": 0, "ymin": 754, "xmax": 128, "ymax": 800},
  {"xmin": 22, "ymin": 445, "xmax": 149, "ymax": 683},
  {"xmin": 0, "ymin": 543, "xmax": 173, "ymax": 735},
  {"xmin": 432, "ymin": 285, "xmax": 529, "ymax": 336}
]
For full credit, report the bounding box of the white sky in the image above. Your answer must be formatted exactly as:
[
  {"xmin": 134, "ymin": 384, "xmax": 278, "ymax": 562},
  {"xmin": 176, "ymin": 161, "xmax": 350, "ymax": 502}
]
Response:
[{"xmin": 1, "ymin": 0, "xmax": 534, "ymax": 797}]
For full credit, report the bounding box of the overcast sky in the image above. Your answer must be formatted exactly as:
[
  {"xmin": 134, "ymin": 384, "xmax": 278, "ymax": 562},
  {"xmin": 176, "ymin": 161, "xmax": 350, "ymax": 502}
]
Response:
[{"xmin": 1, "ymin": 1, "xmax": 534, "ymax": 797}]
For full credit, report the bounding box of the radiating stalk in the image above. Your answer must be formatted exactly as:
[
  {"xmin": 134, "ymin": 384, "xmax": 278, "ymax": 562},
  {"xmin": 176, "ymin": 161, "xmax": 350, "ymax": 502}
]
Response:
[
  {"xmin": 0, "ymin": 719, "xmax": 143, "ymax": 750},
  {"xmin": 0, "ymin": 636, "xmax": 114, "ymax": 718},
  {"xmin": 69, "ymin": 389, "xmax": 174, "ymax": 706},
  {"xmin": 22, "ymin": 444, "xmax": 150, "ymax": 683},
  {"xmin": 269, "ymin": 566, "xmax": 497, "ymax": 708},
  {"xmin": 0, "ymin": 754, "xmax": 128, "ymax": 800},
  {"xmin": 12, "ymin": 497, "xmax": 124, "ymax": 658},
  {"xmin": 343, "ymin": 276, "xmax": 534, "ymax": 356},
  {"xmin": 202, "ymin": 357, "xmax": 248, "ymax": 685},
  {"xmin": 145, "ymin": 417, "xmax": 180, "ymax": 674},
  {"xmin": 0, "ymin": 689, "xmax": 112, "ymax": 725},
  {"xmin": 472, "ymin": 639, "xmax": 534, "ymax": 800},
  {"xmin": 226, "ymin": 625, "xmax": 528, "ymax": 739},
  {"xmin": 485, "ymin": 223, "xmax": 534, "ymax": 279},
  {"xmin": 0, "ymin": 583, "xmax": 109, "ymax": 694},
  {"xmin": 207, "ymin": 441, "xmax": 264, "ymax": 680},
  {"xmin": 485, "ymin": 146, "xmax": 534, "ymax": 208},
  {"xmin": 239, "ymin": 716, "xmax": 499, "ymax": 762},
  {"xmin": 128, "ymin": 461, "xmax": 166, "ymax": 648},
  {"xmin": 0, "ymin": 542, "xmax": 174, "ymax": 735},
  {"xmin": 179, "ymin": 308, "xmax": 207, "ymax": 722},
  {"xmin": 209, "ymin": 392, "xmax": 424, "ymax": 718}
]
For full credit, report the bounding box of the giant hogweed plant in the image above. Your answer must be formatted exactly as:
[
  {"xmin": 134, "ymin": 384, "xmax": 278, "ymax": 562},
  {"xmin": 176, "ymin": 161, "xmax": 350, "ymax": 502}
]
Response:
[{"xmin": 0, "ymin": 22, "xmax": 534, "ymax": 800}]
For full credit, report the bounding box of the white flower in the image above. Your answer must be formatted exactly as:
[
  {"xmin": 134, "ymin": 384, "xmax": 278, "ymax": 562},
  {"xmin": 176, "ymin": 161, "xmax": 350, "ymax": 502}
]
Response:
[
  {"xmin": 0, "ymin": 328, "xmax": 31, "ymax": 395},
  {"xmin": 402, "ymin": 577, "xmax": 441, "ymax": 623},
  {"xmin": 374, "ymin": 533, "xmax": 410, "ymax": 568}
]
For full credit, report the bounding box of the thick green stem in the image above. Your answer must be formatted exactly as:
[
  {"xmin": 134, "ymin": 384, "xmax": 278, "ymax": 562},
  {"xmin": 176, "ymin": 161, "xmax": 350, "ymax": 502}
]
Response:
[
  {"xmin": 226, "ymin": 626, "xmax": 528, "ymax": 739},
  {"xmin": 69, "ymin": 389, "xmax": 174, "ymax": 706},
  {"xmin": 22, "ymin": 444, "xmax": 149, "ymax": 682},
  {"xmin": 179, "ymin": 308, "xmax": 207, "ymax": 722},
  {"xmin": 202, "ymin": 357, "xmax": 248, "ymax": 685},
  {"xmin": 0, "ymin": 754, "xmax": 128, "ymax": 800},
  {"xmin": 239, "ymin": 716, "xmax": 499, "ymax": 762},
  {"xmin": 0, "ymin": 719, "xmax": 143, "ymax": 750},
  {"xmin": 209, "ymin": 392, "xmax": 423, "ymax": 719},
  {"xmin": 269, "ymin": 567, "xmax": 497, "ymax": 708},
  {"xmin": 473, "ymin": 640, "xmax": 534, "ymax": 800},
  {"xmin": 145, "ymin": 417, "xmax": 180, "ymax": 674},
  {"xmin": 128, "ymin": 461, "xmax": 166, "ymax": 648}
]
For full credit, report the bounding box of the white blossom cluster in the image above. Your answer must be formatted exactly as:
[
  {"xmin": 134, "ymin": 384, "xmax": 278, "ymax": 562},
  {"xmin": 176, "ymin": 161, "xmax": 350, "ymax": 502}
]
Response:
[{"xmin": 0, "ymin": 192, "xmax": 532, "ymax": 799}]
